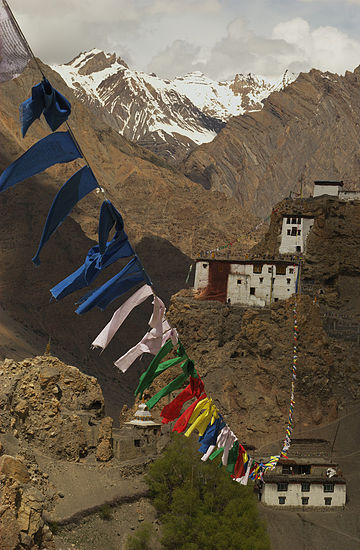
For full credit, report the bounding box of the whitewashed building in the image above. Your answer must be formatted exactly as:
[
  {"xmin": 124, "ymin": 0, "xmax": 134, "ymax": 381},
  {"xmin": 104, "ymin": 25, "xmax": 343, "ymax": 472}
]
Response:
[
  {"xmin": 261, "ymin": 439, "xmax": 346, "ymax": 509},
  {"xmin": 279, "ymin": 215, "xmax": 314, "ymax": 255},
  {"xmin": 194, "ymin": 259, "xmax": 299, "ymax": 306},
  {"xmin": 313, "ymin": 180, "xmax": 343, "ymax": 198}
]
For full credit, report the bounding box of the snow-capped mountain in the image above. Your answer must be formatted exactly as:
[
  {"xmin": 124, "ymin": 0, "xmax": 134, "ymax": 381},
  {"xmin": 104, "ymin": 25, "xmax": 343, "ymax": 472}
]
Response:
[{"xmin": 53, "ymin": 49, "xmax": 295, "ymax": 164}]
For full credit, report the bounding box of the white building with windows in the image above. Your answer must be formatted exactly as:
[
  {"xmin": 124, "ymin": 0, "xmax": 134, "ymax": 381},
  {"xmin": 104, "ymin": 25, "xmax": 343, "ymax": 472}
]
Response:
[
  {"xmin": 261, "ymin": 439, "xmax": 346, "ymax": 509},
  {"xmin": 194, "ymin": 259, "xmax": 299, "ymax": 306},
  {"xmin": 279, "ymin": 215, "xmax": 314, "ymax": 255}
]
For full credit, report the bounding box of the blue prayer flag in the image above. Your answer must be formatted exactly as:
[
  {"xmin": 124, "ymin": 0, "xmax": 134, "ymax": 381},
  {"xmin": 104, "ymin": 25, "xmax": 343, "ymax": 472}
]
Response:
[
  {"xmin": 0, "ymin": 131, "xmax": 81, "ymax": 193},
  {"xmin": 50, "ymin": 200, "xmax": 134, "ymax": 300},
  {"xmin": 75, "ymin": 256, "xmax": 152, "ymax": 315},
  {"xmin": 32, "ymin": 166, "xmax": 98, "ymax": 266},
  {"xmin": 20, "ymin": 78, "xmax": 71, "ymax": 137}
]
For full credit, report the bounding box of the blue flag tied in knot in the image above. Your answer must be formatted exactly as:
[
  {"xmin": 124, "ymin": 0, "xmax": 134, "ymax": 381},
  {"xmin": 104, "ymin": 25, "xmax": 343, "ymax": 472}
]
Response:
[
  {"xmin": 32, "ymin": 166, "xmax": 99, "ymax": 265},
  {"xmin": 20, "ymin": 78, "xmax": 71, "ymax": 137},
  {"xmin": 75, "ymin": 256, "xmax": 152, "ymax": 315},
  {"xmin": 0, "ymin": 131, "xmax": 82, "ymax": 193},
  {"xmin": 50, "ymin": 200, "xmax": 134, "ymax": 300}
]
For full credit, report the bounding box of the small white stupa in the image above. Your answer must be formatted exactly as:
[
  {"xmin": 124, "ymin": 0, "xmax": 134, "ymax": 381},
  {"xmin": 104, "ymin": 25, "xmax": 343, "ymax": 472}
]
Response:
[{"xmin": 125, "ymin": 402, "xmax": 161, "ymax": 427}]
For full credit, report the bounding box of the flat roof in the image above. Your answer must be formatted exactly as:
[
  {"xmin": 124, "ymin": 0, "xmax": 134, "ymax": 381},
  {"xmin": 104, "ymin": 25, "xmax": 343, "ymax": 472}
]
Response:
[
  {"xmin": 314, "ymin": 180, "xmax": 344, "ymax": 186},
  {"xmin": 195, "ymin": 258, "xmax": 299, "ymax": 265},
  {"xmin": 264, "ymin": 475, "xmax": 346, "ymax": 484}
]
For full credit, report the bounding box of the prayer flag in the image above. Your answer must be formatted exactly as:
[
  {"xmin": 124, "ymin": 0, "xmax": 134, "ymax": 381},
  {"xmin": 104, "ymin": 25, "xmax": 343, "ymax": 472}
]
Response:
[
  {"xmin": 76, "ymin": 256, "xmax": 152, "ymax": 314},
  {"xmin": 0, "ymin": 1, "xmax": 31, "ymax": 82},
  {"xmin": 32, "ymin": 166, "xmax": 98, "ymax": 265},
  {"xmin": 0, "ymin": 131, "xmax": 81, "ymax": 193},
  {"xmin": 20, "ymin": 78, "xmax": 71, "ymax": 137},
  {"xmin": 50, "ymin": 200, "xmax": 134, "ymax": 299}
]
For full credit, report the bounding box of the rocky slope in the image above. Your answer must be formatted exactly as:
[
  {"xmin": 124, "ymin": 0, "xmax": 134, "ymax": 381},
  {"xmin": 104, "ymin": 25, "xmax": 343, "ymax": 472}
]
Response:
[
  {"xmin": 0, "ymin": 58, "xmax": 258, "ymax": 420},
  {"xmin": 184, "ymin": 66, "xmax": 360, "ymax": 217},
  {"xmin": 0, "ymin": 355, "xmax": 159, "ymax": 550},
  {"xmin": 53, "ymin": 50, "xmax": 294, "ymax": 164}
]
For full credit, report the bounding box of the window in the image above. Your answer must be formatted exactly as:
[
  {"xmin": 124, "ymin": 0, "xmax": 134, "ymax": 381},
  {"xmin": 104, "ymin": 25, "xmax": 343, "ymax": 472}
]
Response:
[
  {"xmin": 268, "ymin": 267, "xmax": 272, "ymax": 274},
  {"xmin": 298, "ymin": 229, "xmax": 301, "ymax": 236},
  {"xmin": 278, "ymin": 496, "xmax": 286, "ymax": 505},
  {"xmin": 274, "ymin": 298, "xmax": 279, "ymax": 302},
  {"xmin": 277, "ymin": 483, "xmax": 288, "ymax": 492},
  {"xmin": 297, "ymin": 217, "xmax": 302, "ymax": 224},
  {"xmin": 202, "ymin": 263, "xmax": 208, "ymax": 269},
  {"xmin": 287, "ymin": 218, "xmax": 291, "ymax": 224},
  {"xmin": 291, "ymin": 227, "xmax": 297, "ymax": 236},
  {"xmin": 293, "ymin": 465, "xmax": 311, "ymax": 475},
  {"xmin": 134, "ymin": 439, "xmax": 141, "ymax": 447},
  {"xmin": 237, "ymin": 279, "xmax": 242, "ymax": 285},
  {"xmin": 292, "ymin": 217, "xmax": 297, "ymax": 224},
  {"xmin": 259, "ymin": 277, "xmax": 263, "ymax": 284},
  {"xmin": 250, "ymin": 287, "xmax": 255, "ymax": 295},
  {"xmin": 289, "ymin": 268, "xmax": 294, "ymax": 274},
  {"xmin": 287, "ymin": 278, "xmax": 291, "ymax": 285},
  {"xmin": 301, "ymin": 482, "xmax": 310, "ymax": 492},
  {"xmin": 276, "ymin": 264, "xmax": 286, "ymax": 275},
  {"xmin": 324, "ymin": 497, "xmax": 332, "ymax": 506},
  {"xmin": 324, "ymin": 484, "xmax": 334, "ymax": 493},
  {"xmin": 253, "ymin": 263, "xmax": 262, "ymax": 273},
  {"xmin": 296, "ymin": 246, "xmax": 301, "ymax": 252},
  {"xmin": 287, "ymin": 229, "xmax": 291, "ymax": 235},
  {"xmin": 302, "ymin": 497, "xmax": 309, "ymax": 506}
]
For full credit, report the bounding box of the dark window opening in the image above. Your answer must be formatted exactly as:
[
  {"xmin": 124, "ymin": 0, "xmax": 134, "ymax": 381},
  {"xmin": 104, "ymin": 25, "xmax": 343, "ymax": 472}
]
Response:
[
  {"xmin": 287, "ymin": 229, "xmax": 291, "ymax": 235},
  {"xmin": 292, "ymin": 217, "xmax": 297, "ymax": 224},
  {"xmin": 277, "ymin": 483, "xmax": 288, "ymax": 492},
  {"xmin": 324, "ymin": 484, "xmax": 334, "ymax": 493},
  {"xmin": 268, "ymin": 267, "xmax": 272, "ymax": 274},
  {"xmin": 296, "ymin": 246, "xmax": 301, "ymax": 252},
  {"xmin": 287, "ymin": 278, "xmax": 291, "ymax": 284},
  {"xmin": 274, "ymin": 297, "xmax": 279, "ymax": 302},
  {"xmin": 291, "ymin": 227, "xmax": 297, "ymax": 236},
  {"xmin": 324, "ymin": 497, "xmax": 332, "ymax": 506},
  {"xmin": 301, "ymin": 482, "xmax": 310, "ymax": 492},
  {"xmin": 289, "ymin": 268, "xmax": 294, "ymax": 274},
  {"xmin": 134, "ymin": 439, "xmax": 141, "ymax": 447},
  {"xmin": 253, "ymin": 263, "xmax": 263, "ymax": 273},
  {"xmin": 259, "ymin": 277, "xmax": 263, "ymax": 284},
  {"xmin": 279, "ymin": 496, "xmax": 286, "ymax": 505},
  {"xmin": 297, "ymin": 217, "xmax": 301, "ymax": 224},
  {"xmin": 298, "ymin": 229, "xmax": 301, "ymax": 235},
  {"xmin": 293, "ymin": 465, "xmax": 311, "ymax": 475},
  {"xmin": 276, "ymin": 264, "xmax": 286, "ymax": 275},
  {"xmin": 302, "ymin": 497, "xmax": 309, "ymax": 505},
  {"xmin": 237, "ymin": 279, "xmax": 242, "ymax": 285},
  {"xmin": 250, "ymin": 287, "xmax": 255, "ymax": 295},
  {"xmin": 202, "ymin": 263, "xmax": 208, "ymax": 269},
  {"xmin": 287, "ymin": 218, "xmax": 291, "ymax": 224}
]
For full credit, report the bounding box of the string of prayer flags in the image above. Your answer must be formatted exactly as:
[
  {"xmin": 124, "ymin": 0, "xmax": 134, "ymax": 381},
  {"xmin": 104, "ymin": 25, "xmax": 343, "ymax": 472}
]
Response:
[
  {"xmin": 184, "ymin": 397, "xmax": 218, "ymax": 438},
  {"xmin": 75, "ymin": 256, "xmax": 152, "ymax": 314},
  {"xmin": 50, "ymin": 200, "xmax": 134, "ymax": 298},
  {"xmin": 32, "ymin": 166, "xmax": 99, "ymax": 265},
  {"xmin": 0, "ymin": 1, "xmax": 31, "ymax": 82},
  {"xmin": 173, "ymin": 394, "xmax": 207, "ymax": 434},
  {"xmin": 20, "ymin": 78, "xmax": 71, "ymax": 137},
  {"xmin": 91, "ymin": 284, "xmax": 153, "ymax": 350},
  {"xmin": 0, "ymin": 131, "xmax": 82, "ymax": 193}
]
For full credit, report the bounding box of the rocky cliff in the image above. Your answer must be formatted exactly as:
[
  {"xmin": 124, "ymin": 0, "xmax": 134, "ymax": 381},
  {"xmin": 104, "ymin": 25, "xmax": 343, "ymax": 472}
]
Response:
[{"xmin": 184, "ymin": 66, "xmax": 360, "ymax": 217}]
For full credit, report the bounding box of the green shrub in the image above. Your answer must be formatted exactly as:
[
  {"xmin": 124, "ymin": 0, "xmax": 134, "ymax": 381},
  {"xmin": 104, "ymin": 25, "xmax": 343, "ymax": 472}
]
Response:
[
  {"xmin": 125, "ymin": 522, "xmax": 154, "ymax": 550},
  {"xmin": 146, "ymin": 435, "xmax": 271, "ymax": 550},
  {"xmin": 98, "ymin": 504, "xmax": 112, "ymax": 521}
]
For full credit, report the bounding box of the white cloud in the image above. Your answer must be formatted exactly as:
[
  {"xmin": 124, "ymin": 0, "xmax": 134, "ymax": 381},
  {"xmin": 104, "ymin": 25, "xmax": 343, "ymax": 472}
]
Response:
[{"xmin": 149, "ymin": 16, "xmax": 360, "ymax": 80}]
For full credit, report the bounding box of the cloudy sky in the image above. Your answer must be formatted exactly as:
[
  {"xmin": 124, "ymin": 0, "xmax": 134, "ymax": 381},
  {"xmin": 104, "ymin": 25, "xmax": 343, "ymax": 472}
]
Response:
[{"xmin": 9, "ymin": 0, "xmax": 360, "ymax": 80}]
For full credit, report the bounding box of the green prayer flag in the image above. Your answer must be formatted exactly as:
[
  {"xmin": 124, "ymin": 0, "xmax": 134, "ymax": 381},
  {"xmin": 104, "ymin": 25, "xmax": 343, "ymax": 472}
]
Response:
[
  {"xmin": 146, "ymin": 359, "xmax": 196, "ymax": 409},
  {"xmin": 209, "ymin": 447, "xmax": 224, "ymax": 461},
  {"xmin": 135, "ymin": 339, "xmax": 174, "ymax": 398},
  {"xmin": 226, "ymin": 440, "xmax": 239, "ymax": 475}
]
